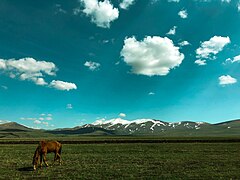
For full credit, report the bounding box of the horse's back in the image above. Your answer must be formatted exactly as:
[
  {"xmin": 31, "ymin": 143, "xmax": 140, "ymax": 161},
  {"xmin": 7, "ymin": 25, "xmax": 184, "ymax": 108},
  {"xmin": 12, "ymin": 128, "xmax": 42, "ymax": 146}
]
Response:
[{"xmin": 40, "ymin": 140, "xmax": 61, "ymax": 153}]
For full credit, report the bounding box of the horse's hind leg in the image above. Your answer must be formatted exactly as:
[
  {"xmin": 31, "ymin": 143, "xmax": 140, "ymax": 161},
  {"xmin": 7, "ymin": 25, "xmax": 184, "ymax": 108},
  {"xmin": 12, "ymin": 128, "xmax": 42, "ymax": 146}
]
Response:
[{"xmin": 43, "ymin": 153, "xmax": 49, "ymax": 167}]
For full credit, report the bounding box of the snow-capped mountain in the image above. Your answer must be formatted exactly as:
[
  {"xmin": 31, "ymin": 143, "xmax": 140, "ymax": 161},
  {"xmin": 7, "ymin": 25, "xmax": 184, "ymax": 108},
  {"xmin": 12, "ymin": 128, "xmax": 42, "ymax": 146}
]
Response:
[{"xmin": 88, "ymin": 118, "xmax": 209, "ymax": 135}]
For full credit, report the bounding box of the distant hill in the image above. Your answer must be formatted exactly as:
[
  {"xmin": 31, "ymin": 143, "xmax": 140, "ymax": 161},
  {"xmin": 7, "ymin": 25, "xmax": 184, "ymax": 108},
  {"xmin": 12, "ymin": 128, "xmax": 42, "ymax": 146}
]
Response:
[
  {"xmin": 1, "ymin": 119, "xmax": 240, "ymax": 138},
  {"xmin": 0, "ymin": 122, "xmax": 52, "ymax": 138},
  {"xmin": 0, "ymin": 122, "xmax": 32, "ymax": 132}
]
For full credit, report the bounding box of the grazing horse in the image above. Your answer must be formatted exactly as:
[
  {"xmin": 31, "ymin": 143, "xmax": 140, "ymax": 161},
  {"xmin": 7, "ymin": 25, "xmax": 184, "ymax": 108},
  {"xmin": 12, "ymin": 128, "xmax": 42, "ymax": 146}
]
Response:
[{"xmin": 32, "ymin": 140, "xmax": 62, "ymax": 170}]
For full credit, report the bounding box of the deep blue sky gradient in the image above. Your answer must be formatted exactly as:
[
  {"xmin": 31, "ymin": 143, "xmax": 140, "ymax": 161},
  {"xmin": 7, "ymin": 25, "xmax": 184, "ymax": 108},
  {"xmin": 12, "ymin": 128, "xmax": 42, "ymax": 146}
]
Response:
[{"xmin": 1, "ymin": 0, "xmax": 240, "ymax": 128}]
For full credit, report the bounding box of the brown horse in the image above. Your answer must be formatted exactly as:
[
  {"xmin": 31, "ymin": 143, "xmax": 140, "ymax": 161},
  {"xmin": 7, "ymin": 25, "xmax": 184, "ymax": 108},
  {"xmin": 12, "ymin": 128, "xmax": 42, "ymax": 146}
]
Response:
[{"xmin": 32, "ymin": 140, "xmax": 62, "ymax": 170}]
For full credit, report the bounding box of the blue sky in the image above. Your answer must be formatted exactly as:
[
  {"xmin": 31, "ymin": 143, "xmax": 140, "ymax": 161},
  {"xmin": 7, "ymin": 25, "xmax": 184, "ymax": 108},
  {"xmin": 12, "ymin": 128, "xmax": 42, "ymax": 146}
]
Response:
[{"xmin": 1, "ymin": 0, "xmax": 240, "ymax": 129}]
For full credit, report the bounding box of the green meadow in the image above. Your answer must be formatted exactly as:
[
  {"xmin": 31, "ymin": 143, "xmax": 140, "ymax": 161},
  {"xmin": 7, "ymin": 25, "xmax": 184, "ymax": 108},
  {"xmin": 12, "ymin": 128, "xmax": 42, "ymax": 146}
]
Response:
[{"xmin": 0, "ymin": 142, "xmax": 240, "ymax": 179}]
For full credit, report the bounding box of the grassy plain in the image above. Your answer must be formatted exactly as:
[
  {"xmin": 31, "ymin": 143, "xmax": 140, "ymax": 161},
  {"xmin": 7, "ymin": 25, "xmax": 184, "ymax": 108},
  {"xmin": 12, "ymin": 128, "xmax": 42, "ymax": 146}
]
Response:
[{"xmin": 0, "ymin": 141, "xmax": 240, "ymax": 179}]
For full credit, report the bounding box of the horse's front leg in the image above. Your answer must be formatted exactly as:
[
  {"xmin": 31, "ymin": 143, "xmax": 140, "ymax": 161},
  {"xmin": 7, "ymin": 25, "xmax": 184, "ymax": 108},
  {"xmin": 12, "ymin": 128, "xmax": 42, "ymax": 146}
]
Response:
[
  {"xmin": 57, "ymin": 153, "xmax": 62, "ymax": 165},
  {"xmin": 43, "ymin": 153, "xmax": 49, "ymax": 167},
  {"xmin": 40, "ymin": 155, "xmax": 43, "ymax": 168},
  {"xmin": 52, "ymin": 153, "xmax": 57, "ymax": 165}
]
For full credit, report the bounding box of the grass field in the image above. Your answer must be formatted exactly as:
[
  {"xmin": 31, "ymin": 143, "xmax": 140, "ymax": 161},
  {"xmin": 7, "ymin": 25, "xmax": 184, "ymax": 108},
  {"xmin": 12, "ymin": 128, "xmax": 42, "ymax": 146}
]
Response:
[{"xmin": 0, "ymin": 142, "xmax": 240, "ymax": 179}]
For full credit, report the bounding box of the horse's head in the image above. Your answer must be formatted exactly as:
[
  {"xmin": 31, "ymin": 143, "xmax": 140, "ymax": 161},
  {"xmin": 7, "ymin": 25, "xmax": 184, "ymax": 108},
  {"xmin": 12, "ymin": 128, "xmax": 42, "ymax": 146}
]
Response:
[{"xmin": 32, "ymin": 147, "xmax": 40, "ymax": 170}]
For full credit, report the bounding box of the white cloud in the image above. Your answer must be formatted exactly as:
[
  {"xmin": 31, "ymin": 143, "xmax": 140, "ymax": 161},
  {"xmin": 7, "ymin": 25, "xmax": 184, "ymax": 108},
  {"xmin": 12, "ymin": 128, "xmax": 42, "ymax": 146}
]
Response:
[
  {"xmin": 178, "ymin": 9, "xmax": 188, "ymax": 19},
  {"xmin": 195, "ymin": 59, "xmax": 207, "ymax": 66},
  {"xmin": 148, "ymin": 92, "xmax": 155, "ymax": 95},
  {"xmin": 0, "ymin": 59, "xmax": 6, "ymax": 69},
  {"xmin": 231, "ymin": 55, "xmax": 240, "ymax": 63},
  {"xmin": 21, "ymin": 114, "xmax": 53, "ymax": 123},
  {"xmin": 66, "ymin": 104, "xmax": 73, "ymax": 109},
  {"xmin": 166, "ymin": 26, "xmax": 177, "ymax": 35},
  {"xmin": 196, "ymin": 36, "xmax": 230, "ymax": 65},
  {"xmin": 222, "ymin": 0, "xmax": 231, "ymax": 2},
  {"xmin": 121, "ymin": 36, "xmax": 184, "ymax": 76},
  {"xmin": 0, "ymin": 57, "xmax": 56, "ymax": 86},
  {"xmin": 120, "ymin": 0, "xmax": 136, "ymax": 10},
  {"xmin": 84, "ymin": 61, "xmax": 100, "ymax": 71},
  {"xmin": 45, "ymin": 117, "xmax": 53, "ymax": 121},
  {"xmin": 238, "ymin": 2, "xmax": 240, "ymax": 12},
  {"xmin": 0, "ymin": 57, "xmax": 77, "ymax": 91},
  {"xmin": 20, "ymin": 117, "xmax": 37, "ymax": 121},
  {"xmin": 179, "ymin": 41, "xmax": 190, "ymax": 47},
  {"xmin": 34, "ymin": 120, "xmax": 41, "ymax": 124},
  {"xmin": 50, "ymin": 80, "xmax": 77, "ymax": 91},
  {"xmin": 226, "ymin": 55, "xmax": 240, "ymax": 63},
  {"xmin": 219, "ymin": 75, "xmax": 237, "ymax": 86},
  {"xmin": 119, "ymin": 113, "xmax": 126, "ymax": 118},
  {"xmin": 168, "ymin": 0, "xmax": 180, "ymax": 2},
  {"xmin": 81, "ymin": 0, "xmax": 119, "ymax": 28},
  {"xmin": 42, "ymin": 122, "xmax": 49, "ymax": 126}
]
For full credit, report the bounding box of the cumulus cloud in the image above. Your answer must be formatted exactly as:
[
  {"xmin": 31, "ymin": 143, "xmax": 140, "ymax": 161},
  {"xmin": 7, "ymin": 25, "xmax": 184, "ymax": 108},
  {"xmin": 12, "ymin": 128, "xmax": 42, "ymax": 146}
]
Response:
[
  {"xmin": 231, "ymin": 55, "xmax": 240, "ymax": 63},
  {"xmin": 219, "ymin": 75, "xmax": 237, "ymax": 86},
  {"xmin": 20, "ymin": 117, "xmax": 37, "ymax": 121},
  {"xmin": 0, "ymin": 57, "xmax": 56, "ymax": 86},
  {"xmin": 39, "ymin": 117, "xmax": 44, "ymax": 121},
  {"xmin": 0, "ymin": 57, "xmax": 77, "ymax": 91},
  {"xmin": 84, "ymin": 61, "xmax": 100, "ymax": 71},
  {"xmin": 21, "ymin": 114, "xmax": 54, "ymax": 128},
  {"xmin": 195, "ymin": 36, "xmax": 230, "ymax": 65},
  {"xmin": 120, "ymin": 0, "xmax": 136, "ymax": 10},
  {"xmin": 50, "ymin": 80, "xmax": 77, "ymax": 91},
  {"xmin": 119, "ymin": 113, "xmax": 126, "ymax": 118},
  {"xmin": 178, "ymin": 9, "xmax": 188, "ymax": 19},
  {"xmin": 178, "ymin": 41, "xmax": 190, "ymax": 47},
  {"xmin": 226, "ymin": 55, "xmax": 240, "ymax": 63},
  {"xmin": 42, "ymin": 122, "xmax": 49, "ymax": 126},
  {"xmin": 21, "ymin": 114, "xmax": 53, "ymax": 122},
  {"xmin": 80, "ymin": 0, "xmax": 119, "ymax": 28},
  {"xmin": 194, "ymin": 59, "xmax": 207, "ymax": 66},
  {"xmin": 34, "ymin": 120, "xmax": 41, "ymax": 124},
  {"xmin": 45, "ymin": 117, "xmax": 53, "ymax": 121},
  {"xmin": 121, "ymin": 36, "xmax": 184, "ymax": 76},
  {"xmin": 166, "ymin": 26, "xmax": 177, "ymax": 35}
]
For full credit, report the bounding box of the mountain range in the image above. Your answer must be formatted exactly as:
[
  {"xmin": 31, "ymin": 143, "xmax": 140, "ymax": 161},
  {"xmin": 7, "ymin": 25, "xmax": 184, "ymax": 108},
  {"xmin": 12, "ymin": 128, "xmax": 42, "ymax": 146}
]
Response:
[{"xmin": 1, "ymin": 118, "xmax": 240, "ymax": 138}]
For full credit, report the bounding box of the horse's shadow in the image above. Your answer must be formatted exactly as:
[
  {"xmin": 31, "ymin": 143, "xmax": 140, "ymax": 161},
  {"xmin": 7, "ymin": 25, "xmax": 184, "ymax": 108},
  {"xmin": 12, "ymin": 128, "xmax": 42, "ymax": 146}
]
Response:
[{"xmin": 17, "ymin": 166, "xmax": 34, "ymax": 172}]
